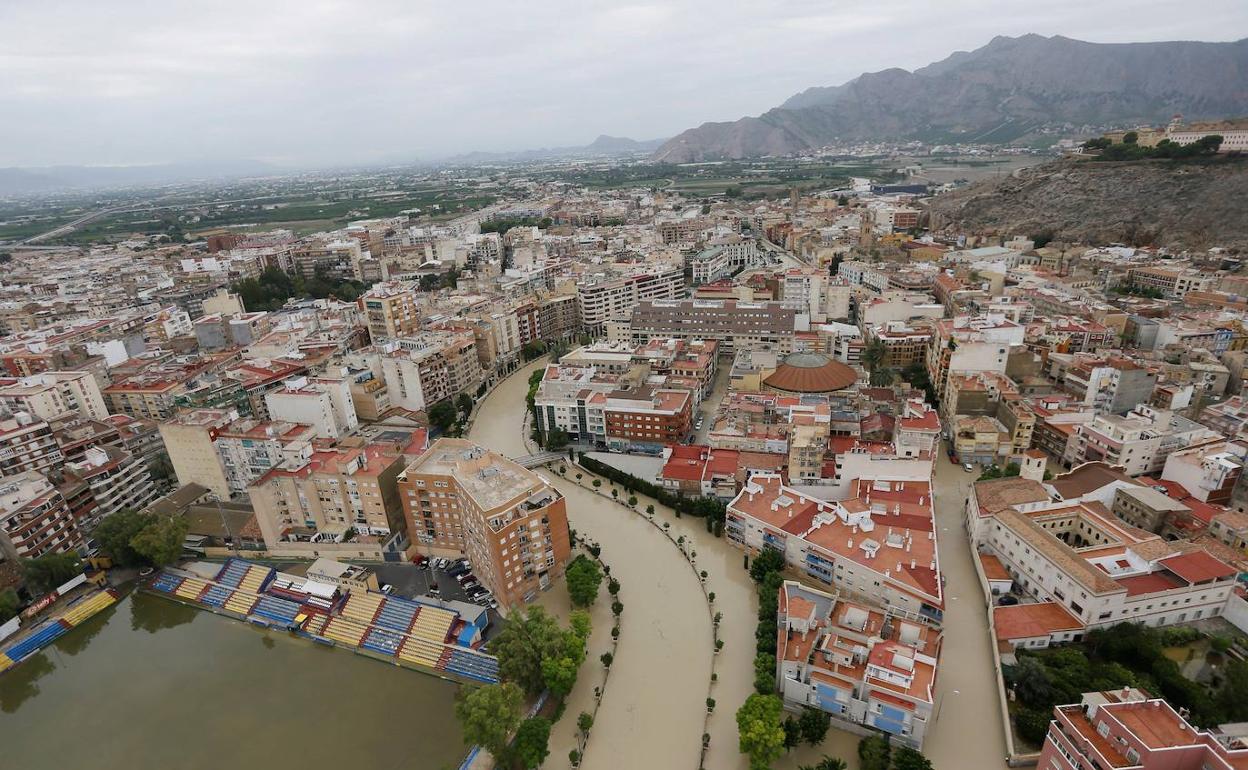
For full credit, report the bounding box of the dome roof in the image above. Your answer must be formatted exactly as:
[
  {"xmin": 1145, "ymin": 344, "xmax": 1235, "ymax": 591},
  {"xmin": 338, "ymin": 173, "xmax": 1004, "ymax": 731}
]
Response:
[{"xmin": 763, "ymin": 352, "xmax": 857, "ymax": 394}]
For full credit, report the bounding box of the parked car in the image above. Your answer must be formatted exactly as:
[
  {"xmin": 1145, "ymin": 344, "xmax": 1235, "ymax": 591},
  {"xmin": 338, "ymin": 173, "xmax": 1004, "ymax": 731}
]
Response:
[
  {"xmin": 456, "ymin": 573, "xmax": 475, "ymax": 585},
  {"xmin": 447, "ymin": 563, "xmax": 471, "ymax": 578},
  {"xmin": 462, "ymin": 579, "xmax": 480, "ymax": 591},
  {"xmin": 467, "ymin": 585, "xmax": 487, "ymax": 598},
  {"xmin": 427, "ymin": 585, "xmax": 441, "ymax": 597},
  {"xmin": 963, "ymin": 463, "xmax": 975, "ymax": 473},
  {"xmin": 433, "ymin": 557, "xmax": 448, "ymax": 570},
  {"xmin": 380, "ymin": 584, "xmax": 394, "ymax": 595},
  {"xmin": 997, "ymin": 595, "xmax": 1019, "ymax": 606}
]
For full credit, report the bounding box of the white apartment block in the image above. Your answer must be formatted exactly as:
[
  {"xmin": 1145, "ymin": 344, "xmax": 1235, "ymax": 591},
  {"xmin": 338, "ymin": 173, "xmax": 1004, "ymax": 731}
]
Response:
[
  {"xmin": 576, "ymin": 268, "xmax": 683, "ymax": 335},
  {"xmin": 265, "ymin": 376, "xmax": 358, "ymax": 440},
  {"xmin": 970, "ymin": 489, "xmax": 1238, "ymax": 641},
  {"xmin": 0, "ymin": 371, "xmax": 110, "ymax": 422},
  {"xmin": 1065, "ymin": 405, "xmax": 1221, "ymax": 477}
]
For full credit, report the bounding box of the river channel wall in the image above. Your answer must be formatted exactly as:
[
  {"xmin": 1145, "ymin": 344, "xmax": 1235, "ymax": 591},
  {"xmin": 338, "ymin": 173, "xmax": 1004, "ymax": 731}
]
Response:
[{"xmin": 968, "ymin": 535, "xmax": 1041, "ymax": 767}]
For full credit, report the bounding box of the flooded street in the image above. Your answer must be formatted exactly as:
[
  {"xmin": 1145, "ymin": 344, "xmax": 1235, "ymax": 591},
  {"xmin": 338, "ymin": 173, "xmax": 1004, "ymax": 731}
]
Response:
[
  {"xmin": 919, "ymin": 453, "xmax": 1010, "ymax": 770},
  {"xmin": 471, "ymin": 360, "xmax": 712, "ymax": 769},
  {"xmin": 0, "ymin": 592, "xmax": 465, "ymax": 770},
  {"xmin": 471, "ymin": 361, "xmax": 1009, "ymax": 769}
]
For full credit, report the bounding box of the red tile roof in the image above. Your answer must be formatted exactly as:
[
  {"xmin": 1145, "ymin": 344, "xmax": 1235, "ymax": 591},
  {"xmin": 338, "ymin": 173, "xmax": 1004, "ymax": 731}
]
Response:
[
  {"xmin": 1159, "ymin": 551, "xmax": 1237, "ymax": 584},
  {"xmin": 994, "ymin": 602, "xmax": 1083, "ymax": 641}
]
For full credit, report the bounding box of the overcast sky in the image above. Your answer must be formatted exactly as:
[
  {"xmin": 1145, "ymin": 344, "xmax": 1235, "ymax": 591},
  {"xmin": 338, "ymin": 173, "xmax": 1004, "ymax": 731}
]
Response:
[{"xmin": 2, "ymin": 0, "xmax": 1245, "ymax": 168}]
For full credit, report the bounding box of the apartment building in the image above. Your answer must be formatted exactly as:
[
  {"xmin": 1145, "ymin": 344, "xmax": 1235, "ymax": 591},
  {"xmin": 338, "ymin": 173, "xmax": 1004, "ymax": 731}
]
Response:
[
  {"xmin": 577, "ymin": 268, "xmax": 684, "ymax": 335},
  {"xmin": 0, "ymin": 411, "xmax": 65, "ymax": 479},
  {"xmin": 398, "ymin": 439, "xmax": 571, "ymax": 608},
  {"xmin": 1065, "ymin": 406, "xmax": 1221, "ymax": 477},
  {"xmin": 65, "ymin": 446, "xmax": 159, "ymax": 530},
  {"xmin": 1060, "ymin": 356, "xmax": 1157, "ymax": 415},
  {"xmin": 0, "ymin": 371, "xmax": 110, "ymax": 422},
  {"xmin": 925, "ymin": 315, "xmax": 1025, "ymax": 403},
  {"xmin": 869, "ymin": 322, "xmax": 932, "ymax": 369},
  {"xmin": 0, "ymin": 472, "xmax": 84, "ymax": 563},
  {"xmin": 158, "ymin": 409, "xmax": 236, "ymax": 499},
  {"xmin": 214, "ymin": 419, "xmax": 316, "ymax": 496},
  {"xmin": 628, "ymin": 299, "xmax": 798, "ymax": 354},
  {"xmin": 727, "ymin": 474, "xmax": 944, "ymax": 623},
  {"xmin": 160, "ymin": 408, "xmax": 317, "ymax": 499},
  {"xmin": 603, "ymin": 386, "xmax": 693, "ymax": 454},
  {"xmin": 378, "ymin": 330, "xmax": 485, "ymax": 414},
  {"xmin": 264, "ymin": 375, "xmax": 358, "ymax": 440},
  {"xmin": 632, "ymin": 338, "xmax": 718, "ymax": 401},
  {"xmin": 776, "ymin": 580, "xmax": 940, "ymax": 749},
  {"xmin": 688, "ymin": 237, "xmax": 761, "ymax": 285},
  {"xmin": 361, "ymin": 281, "xmax": 422, "ymax": 341},
  {"xmin": 225, "ymin": 357, "xmax": 310, "ymax": 420},
  {"xmin": 968, "ymin": 478, "xmax": 1239, "ymax": 644},
  {"xmin": 248, "ymin": 437, "xmax": 419, "ymax": 559},
  {"xmin": 1039, "ymin": 690, "xmax": 1248, "ymax": 770},
  {"xmin": 1126, "ymin": 266, "xmax": 1215, "ymax": 299},
  {"xmin": 1160, "ymin": 440, "xmax": 1247, "ymax": 506},
  {"xmin": 531, "ymin": 364, "xmax": 619, "ymax": 445}
]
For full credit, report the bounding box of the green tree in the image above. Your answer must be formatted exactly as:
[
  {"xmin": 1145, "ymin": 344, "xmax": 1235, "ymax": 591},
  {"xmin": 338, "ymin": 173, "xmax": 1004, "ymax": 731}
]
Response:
[
  {"xmin": 754, "ymin": 653, "xmax": 776, "ymax": 694},
  {"xmin": 783, "ymin": 716, "xmax": 802, "ymax": 752},
  {"xmin": 0, "ymin": 588, "xmax": 21, "ymax": 622},
  {"xmin": 736, "ymin": 694, "xmax": 786, "ymax": 770},
  {"xmin": 130, "ymin": 514, "xmax": 189, "ymax": 567},
  {"xmin": 455, "ymin": 392, "xmax": 474, "ymax": 416},
  {"xmin": 545, "ymin": 428, "xmax": 570, "ymax": 451},
  {"xmin": 429, "ymin": 400, "xmax": 458, "ymax": 434},
  {"xmin": 542, "ymin": 620, "xmax": 589, "ymax": 699},
  {"xmin": 21, "ymin": 552, "xmax": 83, "ymax": 594},
  {"xmin": 1006, "ymin": 656, "xmax": 1056, "ymax": 708},
  {"xmin": 511, "ymin": 716, "xmax": 552, "ymax": 769},
  {"xmin": 91, "ymin": 509, "xmax": 150, "ymax": 566},
  {"xmin": 749, "ymin": 548, "xmax": 786, "ymax": 583},
  {"xmin": 891, "ymin": 747, "xmax": 934, "ymax": 770},
  {"xmin": 1122, "ymin": 131, "xmax": 1139, "ymax": 145},
  {"xmin": 492, "ymin": 606, "xmax": 569, "ymax": 695},
  {"xmin": 577, "ymin": 711, "xmax": 594, "ymax": 734},
  {"xmin": 1216, "ymin": 660, "xmax": 1248, "ymax": 722},
  {"xmin": 454, "ymin": 682, "xmax": 523, "ymax": 760},
  {"xmin": 798, "ymin": 707, "xmax": 831, "ymax": 746},
  {"xmin": 862, "ymin": 338, "xmax": 890, "ymax": 386},
  {"xmin": 858, "ymin": 733, "xmax": 891, "ymax": 770},
  {"xmin": 565, "ymin": 555, "xmax": 604, "ymax": 607},
  {"xmin": 800, "ymin": 759, "xmax": 847, "ymax": 770}
]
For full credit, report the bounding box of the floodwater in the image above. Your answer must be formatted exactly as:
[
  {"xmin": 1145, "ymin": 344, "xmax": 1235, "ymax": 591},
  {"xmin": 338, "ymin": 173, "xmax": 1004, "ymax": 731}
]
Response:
[
  {"xmin": 0, "ymin": 591, "xmax": 466, "ymax": 770},
  {"xmin": 916, "ymin": 454, "xmax": 1011, "ymax": 770},
  {"xmin": 473, "ymin": 360, "xmax": 1011, "ymax": 769},
  {"xmin": 471, "ymin": 360, "xmax": 712, "ymax": 769}
]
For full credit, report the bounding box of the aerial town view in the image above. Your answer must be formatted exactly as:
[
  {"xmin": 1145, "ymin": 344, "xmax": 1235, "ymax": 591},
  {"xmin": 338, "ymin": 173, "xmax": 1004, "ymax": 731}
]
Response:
[{"xmin": 4, "ymin": 3, "xmax": 1248, "ymax": 769}]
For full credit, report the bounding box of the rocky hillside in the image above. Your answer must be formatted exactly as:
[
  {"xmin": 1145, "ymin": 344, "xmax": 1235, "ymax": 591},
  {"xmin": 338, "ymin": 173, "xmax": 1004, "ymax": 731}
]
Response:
[
  {"xmin": 926, "ymin": 157, "xmax": 1248, "ymax": 251},
  {"xmin": 653, "ymin": 35, "xmax": 1248, "ymax": 163}
]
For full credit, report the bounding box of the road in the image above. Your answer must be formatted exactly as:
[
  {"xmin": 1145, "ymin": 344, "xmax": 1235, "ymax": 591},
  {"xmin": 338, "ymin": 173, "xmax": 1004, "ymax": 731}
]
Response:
[{"xmin": 920, "ymin": 448, "xmax": 1011, "ymax": 770}]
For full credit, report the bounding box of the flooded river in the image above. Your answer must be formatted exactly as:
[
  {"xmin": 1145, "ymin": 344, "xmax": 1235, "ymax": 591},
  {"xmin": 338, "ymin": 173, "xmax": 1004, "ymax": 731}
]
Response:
[
  {"xmin": 0, "ymin": 591, "xmax": 466, "ymax": 770},
  {"xmin": 472, "ymin": 360, "xmax": 1011, "ymax": 770}
]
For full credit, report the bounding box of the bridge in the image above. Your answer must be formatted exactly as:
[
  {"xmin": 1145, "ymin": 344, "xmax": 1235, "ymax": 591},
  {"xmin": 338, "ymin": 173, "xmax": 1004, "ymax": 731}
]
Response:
[{"xmin": 509, "ymin": 451, "xmax": 566, "ymax": 469}]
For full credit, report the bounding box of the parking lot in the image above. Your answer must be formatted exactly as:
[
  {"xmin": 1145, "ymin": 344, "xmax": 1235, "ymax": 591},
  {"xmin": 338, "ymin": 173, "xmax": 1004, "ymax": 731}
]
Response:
[{"xmin": 370, "ymin": 561, "xmax": 506, "ymax": 642}]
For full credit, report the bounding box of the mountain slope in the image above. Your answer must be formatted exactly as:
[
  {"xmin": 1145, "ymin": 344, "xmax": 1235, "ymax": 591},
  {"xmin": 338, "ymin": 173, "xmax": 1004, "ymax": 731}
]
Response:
[
  {"xmin": 926, "ymin": 157, "xmax": 1248, "ymax": 250},
  {"xmin": 654, "ymin": 35, "xmax": 1248, "ymax": 163}
]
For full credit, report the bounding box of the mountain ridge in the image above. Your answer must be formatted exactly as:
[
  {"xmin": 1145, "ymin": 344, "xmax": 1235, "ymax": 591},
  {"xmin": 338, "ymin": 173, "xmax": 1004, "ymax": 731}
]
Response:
[{"xmin": 654, "ymin": 35, "xmax": 1248, "ymax": 163}]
